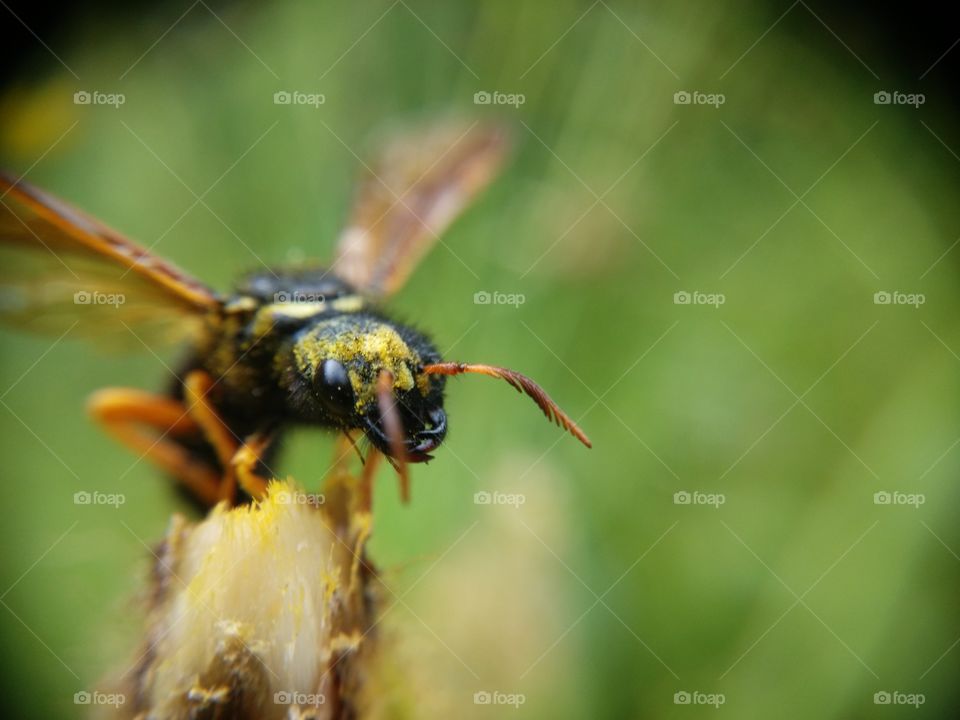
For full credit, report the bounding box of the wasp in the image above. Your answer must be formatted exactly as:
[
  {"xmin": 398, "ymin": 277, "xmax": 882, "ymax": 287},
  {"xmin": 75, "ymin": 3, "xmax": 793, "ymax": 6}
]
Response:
[{"xmin": 0, "ymin": 123, "xmax": 590, "ymax": 509}]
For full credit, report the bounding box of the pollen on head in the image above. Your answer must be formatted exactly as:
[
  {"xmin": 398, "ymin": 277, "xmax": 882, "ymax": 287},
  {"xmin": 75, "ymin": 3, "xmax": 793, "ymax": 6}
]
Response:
[{"xmin": 295, "ymin": 320, "xmax": 422, "ymax": 410}]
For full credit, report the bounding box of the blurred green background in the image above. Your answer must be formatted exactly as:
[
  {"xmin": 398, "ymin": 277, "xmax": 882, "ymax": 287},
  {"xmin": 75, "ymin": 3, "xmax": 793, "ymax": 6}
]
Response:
[{"xmin": 2, "ymin": 1, "xmax": 959, "ymax": 717}]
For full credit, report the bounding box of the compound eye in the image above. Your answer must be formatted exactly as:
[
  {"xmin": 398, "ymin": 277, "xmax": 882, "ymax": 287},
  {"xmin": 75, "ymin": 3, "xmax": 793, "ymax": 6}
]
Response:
[{"xmin": 314, "ymin": 359, "xmax": 355, "ymax": 416}]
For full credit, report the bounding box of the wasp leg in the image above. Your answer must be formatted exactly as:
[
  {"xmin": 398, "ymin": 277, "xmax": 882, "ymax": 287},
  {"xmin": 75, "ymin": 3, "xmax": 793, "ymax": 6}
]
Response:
[
  {"xmin": 87, "ymin": 388, "xmax": 222, "ymax": 507},
  {"xmin": 183, "ymin": 370, "xmax": 241, "ymax": 503},
  {"xmin": 359, "ymin": 447, "xmax": 383, "ymax": 514},
  {"xmin": 230, "ymin": 431, "xmax": 275, "ymax": 501},
  {"xmin": 322, "ymin": 433, "xmax": 366, "ymax": 525}
]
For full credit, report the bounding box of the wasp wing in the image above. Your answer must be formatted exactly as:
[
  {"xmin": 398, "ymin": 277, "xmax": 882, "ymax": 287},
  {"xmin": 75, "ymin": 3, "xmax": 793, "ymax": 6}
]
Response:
[
  {"xmin": 334, "ymin": 121, "xmax": 509, "ymax": 298},
  {"xmin": 0, "ymin": 172, "xmax": 220, "ymax": 346}
]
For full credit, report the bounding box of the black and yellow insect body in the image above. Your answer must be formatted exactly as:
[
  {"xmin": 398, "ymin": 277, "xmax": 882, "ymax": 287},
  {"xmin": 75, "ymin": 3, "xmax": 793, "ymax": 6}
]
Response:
[
  {"xmin": 186, "ymin": 267, "xmax": 447, "ymax": 464},
  {"xmin": 0, "ymin": 122, "xmax": 590, "ymax": 509}
]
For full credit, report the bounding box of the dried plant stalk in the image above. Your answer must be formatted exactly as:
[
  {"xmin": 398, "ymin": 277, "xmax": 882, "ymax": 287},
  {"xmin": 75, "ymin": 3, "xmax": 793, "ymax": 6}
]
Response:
[{"xmin": 104, "ymin": 454, "xmax": 385, "ymax": 720}]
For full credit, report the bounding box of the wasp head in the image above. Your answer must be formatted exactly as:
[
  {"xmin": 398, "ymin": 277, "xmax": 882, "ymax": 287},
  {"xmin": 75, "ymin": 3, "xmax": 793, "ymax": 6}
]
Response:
[{"xmin": 290, "ymin": 315, "xmax": 447, "ymax": 461}]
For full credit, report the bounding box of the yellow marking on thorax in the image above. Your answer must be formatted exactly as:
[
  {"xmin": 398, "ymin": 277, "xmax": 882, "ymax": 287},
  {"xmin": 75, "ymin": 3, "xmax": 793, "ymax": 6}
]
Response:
[
  {"xmin": 266, "ymin": 301, "xmax": 329, "ymax": 318},
  {"xmin": 223, "ymin": 296, "xmax": 258, "ymax": 313},
  {"xmin": 251, "ymin": 295, "xmax": 366, "ymax": 339},
  {"xmin": 330, "ymin": 296, "xmax": 365, "ymax": 313}
]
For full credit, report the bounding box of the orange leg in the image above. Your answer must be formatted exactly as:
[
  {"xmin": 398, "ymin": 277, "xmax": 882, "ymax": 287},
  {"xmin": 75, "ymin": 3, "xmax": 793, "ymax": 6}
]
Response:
[
  {"xmin": 359, "ymin": 447, "xmax": 383, "ymax": 514},
  {"xmin": 87, "ymin": 388, "xmax": 222, "ymax": 507},
  {"xmin": 183, "ymin": 370, "xmax": 276, "ymax": 503},
  {"xmin": 229, "ymin": 430, "xmax": 275, "ymax": 500},
  {"xmin": 183, "ymin": 370, "xmax": 241, "ymax": 502}
]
